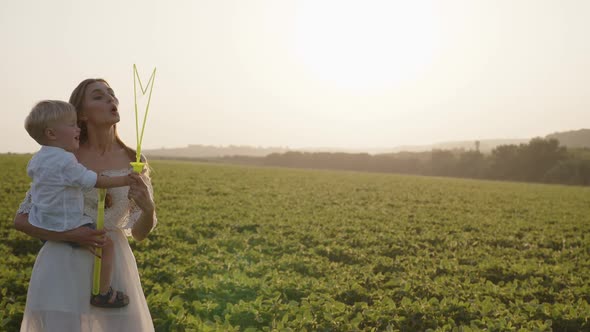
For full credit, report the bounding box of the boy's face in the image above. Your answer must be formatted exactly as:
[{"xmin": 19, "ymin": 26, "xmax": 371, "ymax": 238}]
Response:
[{"xmin": 46, "ymin": 114, "xmax": 81, "ymax": 152}]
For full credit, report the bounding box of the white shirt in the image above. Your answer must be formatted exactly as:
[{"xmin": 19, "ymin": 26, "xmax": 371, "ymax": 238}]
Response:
[{"xmin": 27, "ymin": 146, "xmax": 98, "ymax": 231}]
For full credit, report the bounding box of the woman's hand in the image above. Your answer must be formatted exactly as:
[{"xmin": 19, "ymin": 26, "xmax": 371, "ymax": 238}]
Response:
[
  {"xmin": 14, "ymin": 213, "xmax": 106, "ymax": 248},
  {"xmin": 128, "ymin": 173, "xmax": 155, "ymax": 214},
  {"xmin": 127, "ymin": 172, "xmax": 156, "ymax": 241},
  {"xmin": 63, "ymin": 226, "xmax": 107, "ymax": 248}
]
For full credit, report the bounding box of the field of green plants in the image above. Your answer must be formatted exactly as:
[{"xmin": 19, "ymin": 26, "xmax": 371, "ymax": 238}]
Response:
[{"xmin": 1, "ymin": 154, "xmax": 590, "ymax": 331}]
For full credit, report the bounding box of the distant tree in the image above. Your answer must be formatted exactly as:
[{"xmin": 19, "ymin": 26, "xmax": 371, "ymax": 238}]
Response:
[
  {"xmin": 568, "ymin": 148, "xmax": 590, "ymax": 161},
  {"xmin": 487, "ymin": 138, "xmax": 568, "ymax": 182},
  {"xmin": 520, "ymin": 138, "xmax": 568, "ymax": 181},
  {"xmin": 489, "ymin": 144, "xmax": 521, "ymax": 180},
  {"xmin": 430, "ymin": 149, "xmax": 457, "ymax": 176},
  {"xmin": 544, "ymin": 159, "xmax": 590, "ymax": 185},
  {"xmin": 258, "ymin": 140, "xmax": 587, "ymax": 186},
  {"xmin": 457, "ymin": 150, "xmax": 485, "ymax": 178}
]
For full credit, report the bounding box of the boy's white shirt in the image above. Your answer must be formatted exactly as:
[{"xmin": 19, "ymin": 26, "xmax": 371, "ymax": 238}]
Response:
[{"xmin": 27, "ymin": 145, "xmax": 98, "ymax": 232}]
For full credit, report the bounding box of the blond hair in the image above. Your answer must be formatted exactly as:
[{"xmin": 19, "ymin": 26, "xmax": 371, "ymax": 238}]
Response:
[{"xmin": 25, "ymin": 100, "xmax": 76, "ymax": 145}]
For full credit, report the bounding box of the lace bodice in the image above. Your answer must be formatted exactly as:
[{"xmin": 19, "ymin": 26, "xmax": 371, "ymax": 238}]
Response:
[{"xmin": 18, "ymin": 168, "xmax": 156, "ymax": 237}]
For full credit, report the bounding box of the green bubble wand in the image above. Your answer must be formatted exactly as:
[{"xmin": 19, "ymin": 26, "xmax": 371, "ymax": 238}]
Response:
[
  {"xmin": 92, "ymin": 64, "xmax": 156, "ymax": 296},
  {"xmin": 91, "ymin": 188, "xmax": 106, "ymax": 295},
  {"xmin": 130, "ymin": 64, "xmax": 157, "ymax": 173}
]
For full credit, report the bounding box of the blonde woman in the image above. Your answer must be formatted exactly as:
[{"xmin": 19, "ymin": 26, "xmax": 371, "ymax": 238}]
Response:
[{"xmin": 14, "ymin": 79, "xmax": 157, "ymax": 331}]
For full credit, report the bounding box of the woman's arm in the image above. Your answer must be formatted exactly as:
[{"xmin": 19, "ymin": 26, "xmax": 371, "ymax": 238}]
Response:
[
  {"xmin": 14, "ymin": 213, "xmax": 107, "ymax": 246},
  {"xmin": 131, "ymin": 207, "xmax": 156, "ymax": 241},
  {"xmin": 128, "ymin": 173, "xmax": 156, "ymax": 241}
]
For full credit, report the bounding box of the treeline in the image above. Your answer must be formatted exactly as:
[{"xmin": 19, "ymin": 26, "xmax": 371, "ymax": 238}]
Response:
[{"xmin": 218, "ymin": 138, "xmax": 590, "ymax": 186}]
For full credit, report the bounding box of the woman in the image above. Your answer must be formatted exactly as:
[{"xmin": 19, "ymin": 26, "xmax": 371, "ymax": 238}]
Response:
[{"xmin": 14, "ymin": 78, "xmax": 157, "ymax": 331}]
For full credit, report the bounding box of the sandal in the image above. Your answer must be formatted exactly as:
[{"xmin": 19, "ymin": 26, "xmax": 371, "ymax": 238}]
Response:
[{"xmin": 90, "ymin": 287, "xmax": 129, "ymax": 308}]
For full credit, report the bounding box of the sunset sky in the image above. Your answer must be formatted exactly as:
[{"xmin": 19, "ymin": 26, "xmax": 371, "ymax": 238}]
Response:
[{"xmin": 1, "ymin": 0, "xmax": 589, "ymax": 153}]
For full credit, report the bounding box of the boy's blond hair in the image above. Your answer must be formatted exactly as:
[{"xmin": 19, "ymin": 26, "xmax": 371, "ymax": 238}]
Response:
[{"xmin": 25, "ymin": 100, "xmax": 77, "ymax": 145}]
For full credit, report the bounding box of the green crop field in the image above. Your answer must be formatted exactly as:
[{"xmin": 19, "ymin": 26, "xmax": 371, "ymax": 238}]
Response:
[{"xmin": 1, "ymin": 154, "xmax": 589, "ymax": 331}]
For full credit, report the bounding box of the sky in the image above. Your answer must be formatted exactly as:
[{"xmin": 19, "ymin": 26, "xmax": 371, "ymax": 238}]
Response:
[{"xmin": 1, "ymin": 0, "xmax": 589, "ymax": 153}]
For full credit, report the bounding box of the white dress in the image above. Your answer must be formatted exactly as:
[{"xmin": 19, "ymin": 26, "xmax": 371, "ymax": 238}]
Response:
[{"xmin": 18, "ymin": 168, "xmax": 157, "ymax": 332}]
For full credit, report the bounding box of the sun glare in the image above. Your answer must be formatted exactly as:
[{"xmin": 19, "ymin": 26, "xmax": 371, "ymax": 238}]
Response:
[{"xmin": 293, "ymin": 0, "xmax": 440, "ymax": 91}]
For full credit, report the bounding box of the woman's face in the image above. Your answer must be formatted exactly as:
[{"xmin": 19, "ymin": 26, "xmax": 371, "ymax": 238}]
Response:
[{"xmin": 78, "ymin": 81, "xmax": 120, "ymax": 127}]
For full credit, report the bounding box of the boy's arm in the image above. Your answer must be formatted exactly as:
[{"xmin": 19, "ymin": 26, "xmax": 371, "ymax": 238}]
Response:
[{"xmin": 95, "ymin": 174, "xmax": 131, "ymax": 188}]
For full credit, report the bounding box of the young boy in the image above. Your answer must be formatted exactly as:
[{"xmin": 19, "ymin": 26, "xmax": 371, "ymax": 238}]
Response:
[{"xmin": 24, "ymin": 100, "xmax": 130, "ymax": 308}]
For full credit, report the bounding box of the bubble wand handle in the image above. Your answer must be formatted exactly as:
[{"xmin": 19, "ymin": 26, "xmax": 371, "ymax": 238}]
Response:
[{"xmin": 92, "ymin": 188, "xmax": 107, "ymax": 295}]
